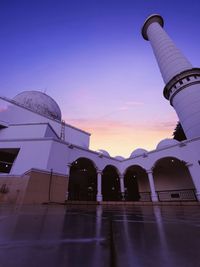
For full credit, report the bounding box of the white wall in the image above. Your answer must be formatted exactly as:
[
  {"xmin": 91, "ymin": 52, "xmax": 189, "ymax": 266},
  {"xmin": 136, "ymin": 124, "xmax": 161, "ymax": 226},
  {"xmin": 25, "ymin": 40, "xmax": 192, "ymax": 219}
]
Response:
[
  {"xmin": 121, "ymin": 138, "xmax": 200, "ymax": 174},
  {"xmin": 47, "ymin": 139, "xmax": 121, "ymax": 174},
  {"xmin": 0, "ymin": 124, "xmax": 47, "ymax": 139},
  {"xmin": 0, "ymin": 139, "xmax": 52, "ymax": 175},
  {"xmin": 0, "ymin": 98, "xmax": 90, "ymax": 148}
]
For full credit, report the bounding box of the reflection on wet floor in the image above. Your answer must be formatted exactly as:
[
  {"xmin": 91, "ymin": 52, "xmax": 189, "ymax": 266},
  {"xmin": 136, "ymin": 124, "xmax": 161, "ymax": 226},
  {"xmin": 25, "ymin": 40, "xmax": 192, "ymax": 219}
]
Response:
[{"xmin": 0, "ymin": 204, "xmax": 200, "ymax": 267}]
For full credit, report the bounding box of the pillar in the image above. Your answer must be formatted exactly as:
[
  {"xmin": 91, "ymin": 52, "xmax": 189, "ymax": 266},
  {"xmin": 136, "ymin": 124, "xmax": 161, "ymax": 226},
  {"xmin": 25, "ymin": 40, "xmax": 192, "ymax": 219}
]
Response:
[
  {"xmin": 146, "ymin": 170, "xmax": 158, "ymax": 202},
  {"xmin": 96, "ymin": 170, "xmax": 103, "ymax": 202},
  {"xmin": 142, "ymin": 14, "xmax": 200, "ymax": 140},
  {"xmin": 186, "ymin": 162, "xmax": 200, "ymax": 201},
  {"xmin": 65, "ymin": 163, "xmax": 71, "ymax": 200},
  {"xmin": 119, "ymin": 174, "xmax": 125, "ymax": 200},
  {"xmin": 142, "ymin": 14, "xmax": 192, "ymax": 84}
]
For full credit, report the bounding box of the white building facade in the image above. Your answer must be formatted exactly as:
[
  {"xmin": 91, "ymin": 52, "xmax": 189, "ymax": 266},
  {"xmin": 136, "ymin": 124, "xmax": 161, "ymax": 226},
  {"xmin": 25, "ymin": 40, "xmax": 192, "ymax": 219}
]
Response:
[{"xmin": 0, "ymin": 14, "xmax": 200, "ymax": 204}]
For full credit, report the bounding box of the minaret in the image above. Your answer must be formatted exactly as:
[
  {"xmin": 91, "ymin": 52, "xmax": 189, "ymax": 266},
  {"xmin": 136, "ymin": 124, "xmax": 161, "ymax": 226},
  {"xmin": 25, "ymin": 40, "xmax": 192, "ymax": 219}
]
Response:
[{"xmin": 142, "ymin": 14, "xmax": 200, "ymax": 139}]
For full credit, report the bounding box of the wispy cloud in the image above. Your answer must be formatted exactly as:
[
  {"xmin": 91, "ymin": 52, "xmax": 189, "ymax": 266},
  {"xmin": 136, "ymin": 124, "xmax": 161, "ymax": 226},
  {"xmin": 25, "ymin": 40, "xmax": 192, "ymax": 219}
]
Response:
[
  {"xmin": 125, "ymin": 101, "xmax": 144, "ymax": 106},
  {"xmin": 150, "ymin": 121, "xmax": 177, "ymax": 131},
  {"xmin": 118, "ymin": 101, "xmax": 144, "ymax": 111}
]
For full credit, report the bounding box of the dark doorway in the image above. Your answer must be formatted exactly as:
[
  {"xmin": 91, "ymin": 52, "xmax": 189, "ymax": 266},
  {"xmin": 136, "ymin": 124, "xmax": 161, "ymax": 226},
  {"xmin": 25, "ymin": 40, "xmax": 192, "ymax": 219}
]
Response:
[
  {"xmin": 102, "ymin": 165, "xmax": 120, "ymax": 201},
  {"xmin": 124, "ymin": 165, "xmax": 149, "ymax": 201},
  {"xmin": 68, "ymin": 158, "xmax": 97, "ymax": 201}
]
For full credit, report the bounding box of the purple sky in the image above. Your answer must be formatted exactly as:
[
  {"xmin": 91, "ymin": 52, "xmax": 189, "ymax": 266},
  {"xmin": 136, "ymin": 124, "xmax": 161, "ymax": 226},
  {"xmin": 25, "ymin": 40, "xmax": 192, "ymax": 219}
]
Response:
[{"xmin": 1, "ymin": 0, "xmax": 200, "ymax": 157}]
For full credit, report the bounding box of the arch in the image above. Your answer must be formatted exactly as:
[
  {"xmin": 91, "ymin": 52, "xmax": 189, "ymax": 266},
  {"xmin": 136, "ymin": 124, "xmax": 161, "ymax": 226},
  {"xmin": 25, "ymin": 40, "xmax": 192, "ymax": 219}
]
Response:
[
  {"xmin": 70, "ymin": 156, "xmax": 98, "ymax": 170},
  {"xmin": 124, "ymin": 165, "xmax": 151, "ymax": 201},
  {"xmin": 153, "ymin": 157, "xmax": 196, "ymax": 201},
  {"xmin": 102, "ymin": 165, "xmax": 121, "ymax": 201},
  {"xmin": 68, "ymin": 157, "xmax": 97, "ymax": 201}
]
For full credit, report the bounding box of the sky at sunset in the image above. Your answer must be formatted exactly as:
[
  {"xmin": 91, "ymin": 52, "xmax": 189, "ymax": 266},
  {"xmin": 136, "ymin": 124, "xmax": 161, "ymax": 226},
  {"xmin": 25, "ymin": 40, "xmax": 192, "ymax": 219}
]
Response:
[{"xmin": 0, "ymin": 0, "xmax": 200, "ymax": 157}]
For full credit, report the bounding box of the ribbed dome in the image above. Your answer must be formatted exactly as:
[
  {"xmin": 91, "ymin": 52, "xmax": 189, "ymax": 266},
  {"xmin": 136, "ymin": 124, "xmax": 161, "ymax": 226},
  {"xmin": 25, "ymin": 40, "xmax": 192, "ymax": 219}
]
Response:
[{"xmin": 13, "ymin": 91, "xmax": 62, "ymax": 121}]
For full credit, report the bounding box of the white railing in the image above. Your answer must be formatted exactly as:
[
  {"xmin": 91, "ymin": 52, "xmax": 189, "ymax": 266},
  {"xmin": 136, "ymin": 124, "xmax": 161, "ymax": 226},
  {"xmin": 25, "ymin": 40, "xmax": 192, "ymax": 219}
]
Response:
[{"xmin": 157, "ymin": 189, "xmax": 197, "ymax": 201}]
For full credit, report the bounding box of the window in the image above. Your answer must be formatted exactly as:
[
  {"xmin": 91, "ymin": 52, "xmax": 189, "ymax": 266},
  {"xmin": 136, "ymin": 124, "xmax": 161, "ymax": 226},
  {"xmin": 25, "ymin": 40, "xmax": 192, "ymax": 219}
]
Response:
[
  {"xmin": 0, "ymin": 149, "xmax": 19, "ymax": 174},
  {"xmin": 179, "ymin": 80, "xmax": 183, "ymax": 85}
]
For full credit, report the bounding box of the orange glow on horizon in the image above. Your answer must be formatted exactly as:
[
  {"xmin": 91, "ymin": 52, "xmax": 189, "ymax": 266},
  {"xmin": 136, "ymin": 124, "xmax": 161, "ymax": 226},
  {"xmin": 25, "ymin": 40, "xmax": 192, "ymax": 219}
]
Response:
[{"xmin": 66, "ymin": 117, "xmax": 177, "ymax": 158}]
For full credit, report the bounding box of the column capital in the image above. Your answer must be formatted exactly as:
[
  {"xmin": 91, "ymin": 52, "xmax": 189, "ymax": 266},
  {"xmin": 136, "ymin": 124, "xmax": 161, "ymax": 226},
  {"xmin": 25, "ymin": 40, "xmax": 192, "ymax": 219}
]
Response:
[
  {"xmin": 119, "ymin": 174, "xmax": 124, "ymax": 179},
  {"xmin": 97, "ymin": 169, "xmax": 103, "ymax": 175},
  {"xmin": 146, "ymin": 169, "xmax": 153, "ymax": 174}
]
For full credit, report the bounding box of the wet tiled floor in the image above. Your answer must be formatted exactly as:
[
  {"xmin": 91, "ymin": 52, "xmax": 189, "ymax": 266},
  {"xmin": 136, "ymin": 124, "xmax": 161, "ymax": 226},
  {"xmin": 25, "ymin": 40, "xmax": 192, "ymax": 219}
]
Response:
[{"xmin": 0, "ymin": 204, "xmax": 200, "ymax": 267}]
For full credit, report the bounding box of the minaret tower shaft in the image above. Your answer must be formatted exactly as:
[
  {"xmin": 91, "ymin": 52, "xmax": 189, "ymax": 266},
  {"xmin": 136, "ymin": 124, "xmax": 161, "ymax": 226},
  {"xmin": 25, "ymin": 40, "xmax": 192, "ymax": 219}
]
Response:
[{"xmin": 142, "ymin": 14, "xmax": 200, "ymax": 139}]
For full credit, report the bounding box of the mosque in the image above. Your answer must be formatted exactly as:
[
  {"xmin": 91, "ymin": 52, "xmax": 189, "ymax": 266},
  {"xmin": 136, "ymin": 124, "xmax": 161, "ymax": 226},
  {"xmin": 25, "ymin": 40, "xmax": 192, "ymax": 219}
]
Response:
[{"xmin": 0, "ymin": 14, "xmax": 200, "ymax": 205}]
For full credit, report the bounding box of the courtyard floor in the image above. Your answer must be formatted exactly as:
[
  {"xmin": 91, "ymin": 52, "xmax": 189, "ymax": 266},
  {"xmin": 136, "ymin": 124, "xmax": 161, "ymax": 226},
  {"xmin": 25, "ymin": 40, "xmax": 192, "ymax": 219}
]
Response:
[{"xmin": 0, "ymin": 204, "xmax": 200, "ymax": 267}]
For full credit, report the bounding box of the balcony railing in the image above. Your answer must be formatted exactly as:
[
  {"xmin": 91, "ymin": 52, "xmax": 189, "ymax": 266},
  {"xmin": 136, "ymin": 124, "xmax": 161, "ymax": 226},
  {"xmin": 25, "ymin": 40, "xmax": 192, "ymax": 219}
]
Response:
[{"xmin": 157, "ymin": 189, "xmax": 197, "ymax": 201}]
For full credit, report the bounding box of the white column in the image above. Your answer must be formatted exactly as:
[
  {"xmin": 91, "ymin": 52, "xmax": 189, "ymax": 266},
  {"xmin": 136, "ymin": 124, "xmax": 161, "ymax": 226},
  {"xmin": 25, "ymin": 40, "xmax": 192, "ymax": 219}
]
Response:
[
  {"xmin": 96, "ymin": 170, "xmax": 102, "ymax": 202},
  {"xmin": 147, "ymin": 170, "xmax": 158, "ymax": 202},
  {"xmin": 142, "ymin": 15, "xmax": 200, "ymax": 140},
  {"xmin": 119, "ymin": 174, "xmax": 125, "ymax": 200},
  {"xmin": 186, "ymin": 163, "xmax": 200, "ymax": 201},
  {"xmin": 142, "ymin": 15, "xmax": 192, "ymax": 84},
  {"xmin": 65, "ymin": 163, "xmax": 71, "ymax": 200}
]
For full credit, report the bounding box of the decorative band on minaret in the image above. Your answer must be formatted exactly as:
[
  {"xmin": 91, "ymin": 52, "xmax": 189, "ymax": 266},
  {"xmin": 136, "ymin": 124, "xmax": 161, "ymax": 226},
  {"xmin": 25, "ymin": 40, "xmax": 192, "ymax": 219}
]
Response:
[{"xmin": 142, "ymin": 14, "xmax": 200, "ymax": 140}]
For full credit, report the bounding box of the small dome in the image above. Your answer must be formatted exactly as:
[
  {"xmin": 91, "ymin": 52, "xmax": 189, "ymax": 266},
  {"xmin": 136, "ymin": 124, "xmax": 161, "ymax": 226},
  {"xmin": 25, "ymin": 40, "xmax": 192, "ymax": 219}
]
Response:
[
  {"xmin": 13, "ymin": 91, "xmax": 62, "ymax": 121},
  {"xmin": 129, "ymin": 148, "xmax": 148, "ymax": 158},
  {"xmin": 97, "ymin": 149, "xmax": 110, "ymax": 157},
  {"xmin": 114, "ymin": 156, "xmax": 125, "ymax": 160},
  {"xmin": 156, "ymin": 138, "xmax": 180, "ymax": 149}
]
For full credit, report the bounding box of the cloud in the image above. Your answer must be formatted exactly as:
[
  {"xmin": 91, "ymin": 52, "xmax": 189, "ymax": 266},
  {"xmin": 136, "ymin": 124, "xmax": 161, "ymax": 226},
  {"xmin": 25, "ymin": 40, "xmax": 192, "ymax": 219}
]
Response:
[
  {"xmin": 118, "ymin": 106, "xmax": 130, "ymax": 111},
  {"xmin": 118, "ymin": 101, "xmax": 144, "ymax": 111},
  {"xmin": 125, "ymin": 101, "xmax": 144, "ymax": 106},
  {"xmin": 66, "ymin": 117, "xmax": 175, "ymax": 135},
  {"xmin": 66, "ymin": 117, "xmax": 133, "ymax": 134},
  {"xmin": 150, "ymin": 121, "xmax": 177, "ymax": 131}
]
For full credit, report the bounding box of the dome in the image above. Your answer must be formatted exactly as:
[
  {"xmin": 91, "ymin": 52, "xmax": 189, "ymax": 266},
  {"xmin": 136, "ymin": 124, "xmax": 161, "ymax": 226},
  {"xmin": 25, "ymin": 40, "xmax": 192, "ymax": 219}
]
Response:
[
  {"xmin": 129, "ymin": 148, "xmax": 148, "ymax": 158},
  {"xmin": 13, "ymin": 91, "xmax": 62, "ymax": 121},
  {"xmin": 97, "ymin": 149, "xmax": 110, "ymax": 157},
  {"xmin": 156, "ymin": 138, "xmax": 180, "ymax": 150}
]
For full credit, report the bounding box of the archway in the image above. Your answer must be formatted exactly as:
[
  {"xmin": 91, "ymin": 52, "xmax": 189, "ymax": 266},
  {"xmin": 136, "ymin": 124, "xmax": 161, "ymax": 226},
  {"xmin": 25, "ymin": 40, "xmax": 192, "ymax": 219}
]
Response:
[
  {"xmin": 153, "ymin": 157, "xmax": 196, "ymax": 201},
  {"xmin": 68, "ymin": 158, "xmax": 97, "ymax": 201},
  {"xmin": 102, "ymin": 165, "xmax": 120, "ymax": 201},
  {"xmin": 124, "ymin": 165, "xmax": 150, "ymax": 201}
]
